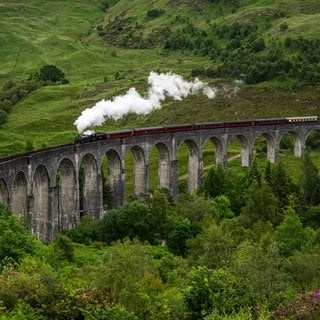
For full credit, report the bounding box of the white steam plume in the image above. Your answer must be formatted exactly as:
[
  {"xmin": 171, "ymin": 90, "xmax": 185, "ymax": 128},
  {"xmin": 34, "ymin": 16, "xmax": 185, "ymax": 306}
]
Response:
[{"xmin": 74, "ymin": 71, "xmax": 217, "ymax": 133}]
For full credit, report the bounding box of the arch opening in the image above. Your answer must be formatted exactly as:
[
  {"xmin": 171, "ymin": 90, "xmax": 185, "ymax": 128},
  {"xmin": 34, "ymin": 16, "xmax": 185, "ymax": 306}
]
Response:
[
  {"xmin": 253, "ymin": 133, "xmax": 276, "ymax": 163},
  {"xmin": 228, "ymin": 135, "xmax": 250, "ymax": 167},
  {"xmin": 280, "ymin": 131, "xmax": 302, "ymax": 157},
  {"xmin": 12, "ymin": 171, "xmax": 28, "ymax": 223},
  {"xmin": 202, "ymin": 136, "xmax": 225, "ymax": 171}
]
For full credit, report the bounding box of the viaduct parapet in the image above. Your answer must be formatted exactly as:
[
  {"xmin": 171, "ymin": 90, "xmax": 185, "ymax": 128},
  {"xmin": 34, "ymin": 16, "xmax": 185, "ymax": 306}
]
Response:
[{"xmin": 0, "ymin": 119, "xmax": 318, "ymax": 241}]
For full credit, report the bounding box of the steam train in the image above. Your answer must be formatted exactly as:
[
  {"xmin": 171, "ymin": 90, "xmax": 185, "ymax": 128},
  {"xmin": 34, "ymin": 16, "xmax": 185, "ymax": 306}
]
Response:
[{"xmin": 74, "ymin": 116, "xmax": 318, "ymax": 144}]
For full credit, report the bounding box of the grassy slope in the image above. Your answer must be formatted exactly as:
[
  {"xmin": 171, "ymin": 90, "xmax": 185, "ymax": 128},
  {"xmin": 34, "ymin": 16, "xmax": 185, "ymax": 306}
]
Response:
[{"xmin": 0, "ymin": 0, "xmax": 320, "ymax": 157}]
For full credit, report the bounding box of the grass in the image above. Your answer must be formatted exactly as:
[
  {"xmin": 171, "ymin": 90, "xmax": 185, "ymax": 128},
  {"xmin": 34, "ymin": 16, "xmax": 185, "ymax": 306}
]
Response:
[{"xmin": 0, "ymin": 0, "xmax": 320, "ymax": 159}]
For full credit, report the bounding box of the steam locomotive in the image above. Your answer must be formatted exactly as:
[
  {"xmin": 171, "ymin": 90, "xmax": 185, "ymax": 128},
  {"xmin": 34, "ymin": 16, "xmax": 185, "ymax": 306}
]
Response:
[{"xmin": 74, "ymin": 116, "xmax": 318, "ymax": 145}]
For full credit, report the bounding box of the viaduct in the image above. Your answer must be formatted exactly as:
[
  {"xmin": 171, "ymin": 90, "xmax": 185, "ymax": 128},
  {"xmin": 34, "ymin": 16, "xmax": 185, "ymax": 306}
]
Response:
[{"xmin": 0, "ymin": 119, "xmax": 319, "ymax": 241}]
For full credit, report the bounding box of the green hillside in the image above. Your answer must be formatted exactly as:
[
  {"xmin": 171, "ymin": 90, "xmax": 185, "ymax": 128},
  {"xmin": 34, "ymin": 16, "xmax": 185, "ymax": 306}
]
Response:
[{"xmin": 0, "ymin": 0, "xmax": 320, "ymax": 157}]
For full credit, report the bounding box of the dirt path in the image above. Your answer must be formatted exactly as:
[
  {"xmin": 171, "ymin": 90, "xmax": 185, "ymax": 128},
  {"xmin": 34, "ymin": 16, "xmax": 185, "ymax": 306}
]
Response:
[{"xmin": 179, "ymin": 154, "xmax": 241, "ymax": 180}]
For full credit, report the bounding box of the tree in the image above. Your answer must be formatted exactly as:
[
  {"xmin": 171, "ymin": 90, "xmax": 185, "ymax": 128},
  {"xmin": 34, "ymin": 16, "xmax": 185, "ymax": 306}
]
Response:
[
  {"xmin": 183, "ymin": 266, "xmax": 247, "ymax": 319},
  {"xmin": 273, "ymin": 161, "xmax": 291, "ymax": 211},
  {"xmin": 274, "ymin": 208, "xmax": 315, "ymax": 257},
  {"xmin": 25, "ymin": 139, "xmax": 34, "ymax": 151},
  {"xmin": 175, "ymin": 194, "xmax": 215, "ymax": 223},
  {"xmin": 248, "ymin": 157, "xmax": 261, "ymax": 187},
  {"xmin": 299, "ymin": 152, "xmax": 320, "ymax": 207},
  {"xmin": 282, "ymin": 249, "xmax": 320, "ymax": 291},
  {"xmin": 303, "ymin": 205, "xmax": 320, "ymax": 229},
  {"xmin": 187, "ymin": 215, "xmax": 235, "ymax": 268},
  {"xmin": 211, "ymin": 195, "xmax": 234, "ymax": 220},
  {"xmin": 150, "ymin": 189, "xmax": 169, "ymax": 240},
  {"xmin": 203, "ymin": 165, "xmax": 227, "ymax": 199},
  {"xmin": 167, "ymin": 217, "xmax": 200, "ymax": 257},
  {"xmin": 99, "ymin": 199, "xmax": 155, "ymax": 244},
  {"xmin": 51, "ymin": 234, "xmax": 75, "ymax": 263},
  {"xmin": 38, "ymin": 65, "xmax": 67, "ymax": 84},
  {"xmin": 62, "ymin": 215, "xmax": 100, "ymax": 244},
  {"xmin": 91, "ymin": 239, "xmax": 165, "ymax": 318},
  {"xmin": 265, "ymin": 161, "xmax": 273, "ymax": 188},
  {"xmin": 0, "ymin": 202, "xmax": 36, "ymax": 269},
  {"xmin": 238, "ymin": 180, "xmax": 279, "ymax": 228},
  {"xmin": 231, "ymin": 235, "xmax": 287, "ymax": 308},
  {"xmin": 0, "ymin": 109, "xmax": 8, "ymax": 128}
]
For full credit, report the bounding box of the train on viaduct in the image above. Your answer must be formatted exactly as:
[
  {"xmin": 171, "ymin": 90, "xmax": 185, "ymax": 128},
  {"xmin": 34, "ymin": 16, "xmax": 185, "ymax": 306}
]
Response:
[{"xmin": 0, "ymin": 116, "xmax": 319, "ymax": 241}]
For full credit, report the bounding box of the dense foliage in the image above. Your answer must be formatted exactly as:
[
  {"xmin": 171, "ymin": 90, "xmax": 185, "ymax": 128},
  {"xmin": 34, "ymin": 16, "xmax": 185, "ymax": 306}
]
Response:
[
  {"xmin": 1, "ymin": 151, "xmax": 320, "ymax": 319},
  {"xmin": 98, "ymin": 3, "xmax": 320, "ymax": 85}
]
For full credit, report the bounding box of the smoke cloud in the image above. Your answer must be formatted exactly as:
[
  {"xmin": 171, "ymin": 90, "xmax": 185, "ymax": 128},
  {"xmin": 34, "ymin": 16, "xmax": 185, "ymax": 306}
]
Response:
[{"xmin": 74, "ymin": 71, "xmax": 217, "ymax": 133}]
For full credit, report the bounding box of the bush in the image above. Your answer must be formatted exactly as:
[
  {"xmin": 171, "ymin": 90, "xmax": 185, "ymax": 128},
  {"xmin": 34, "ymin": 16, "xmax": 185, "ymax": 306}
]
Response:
[
  {"xmin": 0, "ymin": 108, "xmax": 8, "ymax": 127},
  {"xmin": 51, "ymin": 234, "xmax": 75, "ymax": 263},
  {"xmin": 0, "ymin": 203, "xmax": 36, "ymax": 270},
  {"xmin": 274, "ymin": 290, "xmax": 320, "ymax": 319},
  {"xmin": 38, "ymin": 65, "xmax": 67, "ymax": 84},
  {"xmin": 98, "ymin": 199, "xmax": 157, "ymax": 244},
  {"xmin": 147, "ymin": 9, "xmax": 165, "ymax": 18},
  {"xmin": 62, "ymin": 215, "xmax": 99, "ymax": 245}
]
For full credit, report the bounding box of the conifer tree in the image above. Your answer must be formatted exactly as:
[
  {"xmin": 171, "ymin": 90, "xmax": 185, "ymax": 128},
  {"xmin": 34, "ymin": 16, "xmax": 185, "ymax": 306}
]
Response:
[
  {"xmin": 248, "ymin": 156, "xmax": 261, "ymax": 187},
  {"xmin": 265, "ymin": 161, "xmax": 273, "ymax": 188},
  {"xmin": 299, "ymin": 152, "xmax": 320, "ymax": 207},
  {"xmin": 203, "ymin": 165, "xmax": 227, "ymax": 199},
  {"xmin": 273, "ymin": 161, "xmax": 291, "ymax": 211}
]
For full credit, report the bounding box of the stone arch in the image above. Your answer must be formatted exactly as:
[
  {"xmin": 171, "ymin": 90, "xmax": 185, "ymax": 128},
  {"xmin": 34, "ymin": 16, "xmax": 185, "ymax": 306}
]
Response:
[
  {"xmin": 178, "ymin": 139, "xmax": 200, "ymax": 194},
  {"xmin": 228, "ymin": 135, "xmax": 251, "ymax": 167},
  {"xmin": 56, "ymin": 158, "xmax": 78, "ymax": 230},
  {"xmin": 0, "ymin": 178, "xmax": 9, "ymax": 204},
  {"xmin": 201, "ymin": 136, "xmax": 226, "ymax": 169},
  {"xmin": 105, "ymin": 149, "xmax": 123, "ymax": 209},
  {"xmin": 127, "ymin": 145, "xmax": 147, "ymax": 197},
  {"xmin": 11, "ymin": 171, "xmax": 28, "ymax": 219},
  {"xmin": 253, "ymin": 133, "xmax": 277, "ymax": 163},
  {"xmin": 80, "ymin": 153, "xmax": 101, "ymax": 219},
  {"xmin": 305, "ymin": 129, "xmax": 320, "ymax": 151},
  {"xmin": 280, "ymin": 131, "xmax": 304, "ymax": 157},
  {"xmin": 32, "ymin": 165, "xmax": 50, "ymax": 241}
]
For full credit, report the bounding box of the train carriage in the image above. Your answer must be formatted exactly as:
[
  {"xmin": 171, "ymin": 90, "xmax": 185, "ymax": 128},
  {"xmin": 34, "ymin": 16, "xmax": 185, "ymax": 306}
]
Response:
[
  {"xmin": 74, "ymin": 116, "xmax": 319, "ymax": 144},
  {"xmin": 164, "ymin": 124, "xmax": 194, "ymax": 133},
  {"xmin": 194, "ymin": 122, "xmax": 224, "ymax": 130},
  {"xmin": 134, "ymin": 126, "xmax": 165, "ymax": 136}
]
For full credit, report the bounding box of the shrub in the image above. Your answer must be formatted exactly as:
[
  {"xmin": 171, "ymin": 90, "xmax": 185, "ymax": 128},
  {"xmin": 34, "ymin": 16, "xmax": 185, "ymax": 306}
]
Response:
[
  {"xmin": 274, "ymin": 290, "xmax": 320, "ymax": 319},
  {"xmin": 0, "ymin": 109, "xmax": 8, "ymax": 128},
  {"xmin": 51, "ymin": 234, "xmax": 75, "ymax": 263},
  {"xmin": 38, "ymin": 65, "xmax": 67, "ymax": 84},
  {"xmin": 0, "ymin": 203, "xmax": 36, "ymax": 270}
]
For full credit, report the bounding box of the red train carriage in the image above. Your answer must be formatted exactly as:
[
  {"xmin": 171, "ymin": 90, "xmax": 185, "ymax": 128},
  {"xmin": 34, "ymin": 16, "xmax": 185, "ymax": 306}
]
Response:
[
  {"xmin": 104, "ymin": 129, "xmax": 134, "ymax": 139},
  {"xmin": 134, "ymin": 126, "xmax": 165, "ymax": 136},
  {"xmin": 164, "ymin": 124, "xmax": 194, "ymax": 133},
  {"xmin": 253, "ymin": 118, "xmax": 288, "ymax": 126},
  {"xmin": 224, "ymin": 119, "xmax": 255, "ymax": 128},
  {"xmin": 194, "ymin": 122, "xmax": 224, "ymax": 130}
]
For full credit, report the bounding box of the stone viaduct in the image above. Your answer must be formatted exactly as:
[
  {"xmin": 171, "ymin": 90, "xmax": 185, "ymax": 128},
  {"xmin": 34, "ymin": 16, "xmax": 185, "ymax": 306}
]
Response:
[{"xmin": 0, "ymin": 118, "xmax": 319, "ymax": 241}]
